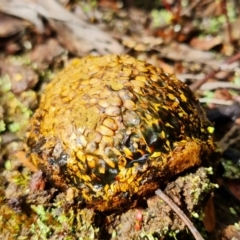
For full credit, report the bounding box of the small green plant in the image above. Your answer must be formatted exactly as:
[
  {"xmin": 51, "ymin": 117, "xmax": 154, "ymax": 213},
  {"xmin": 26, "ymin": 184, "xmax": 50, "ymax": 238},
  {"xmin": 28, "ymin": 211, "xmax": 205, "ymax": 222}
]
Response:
[{"xmin": 151, "ymin": 9, "xmax": 172, "ymax": 27}]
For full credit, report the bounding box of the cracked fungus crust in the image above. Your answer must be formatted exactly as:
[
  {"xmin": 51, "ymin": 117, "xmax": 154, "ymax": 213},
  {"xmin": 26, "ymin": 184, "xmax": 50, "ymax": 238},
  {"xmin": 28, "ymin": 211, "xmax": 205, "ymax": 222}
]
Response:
[{"xmin": 26, "ymin": 55, "xmax": 215, "ymax": 211}]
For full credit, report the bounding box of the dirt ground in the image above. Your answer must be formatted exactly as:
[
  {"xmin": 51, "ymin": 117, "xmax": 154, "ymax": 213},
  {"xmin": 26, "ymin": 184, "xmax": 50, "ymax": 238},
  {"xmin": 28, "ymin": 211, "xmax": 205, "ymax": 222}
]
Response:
[{"xmin": 0, "ymin": 0, "xmax": 240, "ymax": 239}]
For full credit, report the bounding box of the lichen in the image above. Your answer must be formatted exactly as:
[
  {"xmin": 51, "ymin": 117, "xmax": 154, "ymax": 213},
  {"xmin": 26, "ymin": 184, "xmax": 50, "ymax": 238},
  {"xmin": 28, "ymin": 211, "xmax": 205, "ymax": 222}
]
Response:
[{"xmin": 0, "ymin": 74, "xmax": 36, "ymax": 139}]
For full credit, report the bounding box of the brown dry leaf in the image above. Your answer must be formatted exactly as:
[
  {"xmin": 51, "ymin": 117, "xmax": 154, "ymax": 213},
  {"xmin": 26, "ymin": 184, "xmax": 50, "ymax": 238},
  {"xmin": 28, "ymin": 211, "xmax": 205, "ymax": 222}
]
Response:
[
  {"xmin": 219, "ymin": 223, "xmax": 240, "ymax": 240},
  {"xmin": 0, "ymin": 13, "xmax": 28, "ymax": 38},
  {"xmin": 30, "ymin": 38, "xmax": 65, "ymax": 71},
  {"xmin": 122, "ymin": 36, "xmax": 163, "ymax": 52},
  {"xmin": 0, "ymin": 13, "xmax": 30, "ymax": 53},
  {"xmin": 203, "ymin": 197, "xmax": 215, "ymax": 232},
  {"xmin": 215, "ymin": 71, "xmax": 231, "ymax": 80},
  {"xmin": 201, "ymin": 0, "xmax": 222, "ymax": 17},
  {"xmin": 190, "ymin": 36, "xmax": 222, "ymax": 51},
  {"xmin": 224, "ymin": 180, "xmax": 240, "ymax": 201},
  {"xmin": 154, "ymin": 27, "xmax": 175, "ymax": 43},
  {"xmin": 0, "ymin": 0, "xmax": 46, "ymax": 32},
  {"xmin": 157, "ymin": 59, "xmax": 174, "ymax": 74},
  {"xmin": 0, "ymin": 59, "xmax": 38, "ymax": 94},
  {"xmin": 223, "ymin": 17, "xmax": 240, "ymax": 43},
  {"xmin": 156, "ymin": 42, "xmax": 215, "ymax": 63},
  {"xmin": 200, "ymin": 82, "xmax": 240, "ymax": 91},
  {"xmin": 214, "ymin": 89, "xmax": 234, "ymax": 101},
  {"xmin": 122, "ymin": 37, "xmax": 138, "ymax": 49},
  {"xmin": 0, "ymin": 0, "xmax": 124, "ymax": 55},
  {"xmin": 98, "ymin": 0, "xmax": 121, "ymax": 10}
]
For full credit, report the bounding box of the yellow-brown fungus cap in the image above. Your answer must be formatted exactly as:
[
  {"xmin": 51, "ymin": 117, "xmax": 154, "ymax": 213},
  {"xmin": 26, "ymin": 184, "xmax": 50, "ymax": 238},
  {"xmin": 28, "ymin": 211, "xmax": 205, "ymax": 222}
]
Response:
[{"xmin": 26, "ymin": 55, "xmax": 215, "ymax": 211}]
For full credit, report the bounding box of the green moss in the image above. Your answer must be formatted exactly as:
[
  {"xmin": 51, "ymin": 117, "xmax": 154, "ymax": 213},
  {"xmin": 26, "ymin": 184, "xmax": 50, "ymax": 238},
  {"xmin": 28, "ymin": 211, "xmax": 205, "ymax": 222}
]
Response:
[
  {"xmin": 0, "ymin": 74, "xmax": 11, "ymax": 92},
  {"xmin": 151, "ymin": 9, "xmax": 172, "ymax": 27},
  {"xmin": 222, "ymin": 160, "xmax": 240, "ymax": 179},
  {"xmin": 12, "ymin": 171, "xmax": 31, "ymax": 187},
  {"xmin": 0, "ymin": 165, "xmax": 215, "ymax": 239},
  {"xmin": 0, "ymin": 180, "xmax": 32, "ymax": 239},
  {"xmin": 30, "ymin": 202, "xmax": 99, "ymax": 239},
  {"xmin": 0, "ymin": 75, "xmax": 35, "ymax": 138},
  {"xmin": 0, "ymin": 187, "xmax": 99, "ymax": 239},
  {"xmin": 0, "ymin": 120, "xmax": 5, "ymax": 132},
  {"xmin": 8, "ymin": 122, "xmax": 21, "ymax": 133}
]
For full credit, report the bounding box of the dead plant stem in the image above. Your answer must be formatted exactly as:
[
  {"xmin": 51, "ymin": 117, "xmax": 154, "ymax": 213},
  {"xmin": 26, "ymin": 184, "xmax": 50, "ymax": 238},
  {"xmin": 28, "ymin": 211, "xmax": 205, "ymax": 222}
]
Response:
[{"xmin": 155, "ymin": 189, "xmax": 205, "ymax": 240}]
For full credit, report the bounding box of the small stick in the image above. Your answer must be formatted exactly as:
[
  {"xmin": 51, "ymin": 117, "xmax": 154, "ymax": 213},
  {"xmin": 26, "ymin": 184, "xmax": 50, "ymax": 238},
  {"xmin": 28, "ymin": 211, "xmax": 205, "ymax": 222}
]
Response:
[
  {"xmin": 189, "ymin": 51, "xmax": 240, "ymax": 92},
  {"xmin": 221, "ymin": 0, "xmax": 233, "ymax": 43},
  {"xmin": 198, "ymin": 98, "xmax": 233, "ymax": 105},
  {"xmin": 218, "ymin": 124, "xmax": 240, "ymax": 152},
  {"xmin": 155, "ymin": 189, "xmax": 205, "ymax": 240}
]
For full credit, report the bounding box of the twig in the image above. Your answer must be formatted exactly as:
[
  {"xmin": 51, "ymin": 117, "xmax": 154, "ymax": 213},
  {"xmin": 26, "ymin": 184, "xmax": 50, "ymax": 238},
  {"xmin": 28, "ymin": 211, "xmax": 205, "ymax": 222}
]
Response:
[
  {"xmin": 221, "ymin": 0, "xmax": 233, "ymax": 43},
  {"xmin": 155, "ymin": 189, "xmax": 205, "ymax": 240},
  {"xmin": 218, "ymin": 124, "xmax": 240, "ymax": 152},
  {"xmin": 199, "ymin": 81, "xmax": 240, "ymax": 91},
  {"xmin": 1, "ymin": 133, "xmax": 19, "ymax": 145},
  {"xmin": 190, "ymin": 51, "xmax": 240, "ymax": 92},
  {"xmin": 198, "ymin": 98, "xmax": 233, "ymax": 105}
]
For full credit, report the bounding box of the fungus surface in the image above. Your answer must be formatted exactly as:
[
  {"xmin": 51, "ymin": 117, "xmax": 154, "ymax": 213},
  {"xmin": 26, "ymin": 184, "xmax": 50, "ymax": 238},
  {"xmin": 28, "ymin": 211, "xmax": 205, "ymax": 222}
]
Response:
[{"xmin": 26, "ymin": 55, "xmax": 215, "ymax": 211}]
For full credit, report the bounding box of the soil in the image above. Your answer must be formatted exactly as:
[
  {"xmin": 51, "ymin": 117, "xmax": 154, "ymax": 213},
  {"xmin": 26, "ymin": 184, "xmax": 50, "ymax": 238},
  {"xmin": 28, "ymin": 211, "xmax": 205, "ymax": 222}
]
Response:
[{"xmin": 0, "ymin": 1, "xmax": 240, "ymax": 239}]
